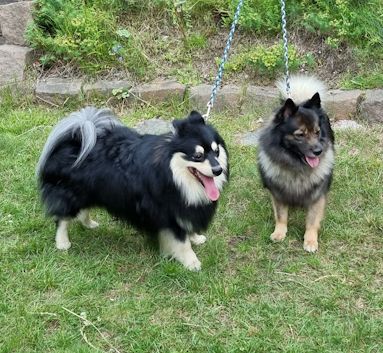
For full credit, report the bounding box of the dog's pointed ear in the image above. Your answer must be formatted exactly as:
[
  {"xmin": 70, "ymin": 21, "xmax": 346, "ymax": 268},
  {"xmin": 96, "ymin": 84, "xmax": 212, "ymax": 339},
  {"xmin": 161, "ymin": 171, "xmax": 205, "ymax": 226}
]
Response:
[
  {"xmin": 187, "ymin": 111, "xmax": 205, "ymax": 125},
  {"xmin": 172, "ymin": 119, "xmax": 185, "ymax": 136},
  {"xmin": 274, "ymin": 98, "xmax": 298, "ymax": 123},
  {"xmin": 306, "ymin": 92, "xmax": 321, "ymax": 108},
  {"xmin": 173, "ymin": 111, "xmax": 205, "ymax": 136}
]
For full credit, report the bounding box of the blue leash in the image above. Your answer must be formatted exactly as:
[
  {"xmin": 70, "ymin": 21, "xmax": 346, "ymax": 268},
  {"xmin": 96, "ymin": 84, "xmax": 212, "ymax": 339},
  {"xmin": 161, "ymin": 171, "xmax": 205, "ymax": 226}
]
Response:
[
  {"xmin": 279, "ymin": 0, "xmax": 291, "ymax": 98},
  {"xmin": 204, "ymin": 0, "xmax": 244, "ymax": 120}
]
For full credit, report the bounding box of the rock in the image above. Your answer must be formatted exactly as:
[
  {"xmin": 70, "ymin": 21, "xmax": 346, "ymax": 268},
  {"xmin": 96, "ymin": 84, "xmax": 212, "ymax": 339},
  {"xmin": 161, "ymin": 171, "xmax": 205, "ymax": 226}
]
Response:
[
  {"xmin": 214, "ymin": 85, "xmax": 242, "ymax": 112},
  {"xmin": 0, "ymin": 44, "xmax": 33, "ymax": 86},
  {"xmin": 323, "ymin": 90, "xmax": 362, "ymax": 120},
  {"xmin": 131, "ymin": 80, "xmax": 185, "ymax": 104},
  {"xmin": 359, "ymin": 89, "xmax": 383, "ymax": 123},
  {"xmin": 135, "ymin": 118, "xmax": 172, "ymax": 135},
  {"xmin": 189, "ymin": 84, "xmax": 212, "ymax": 113},
  {"xmin": 83, "ymin": 80, "xmax": 132, "ymax": 97},
  {"xmin": 35, "ymin": 78, "xmax": 83, "ymax": 100},
  {"xmin": 236, "ymin": 130, "xmax": 261, "ymax": 146},
  {"xmin": 242, "ymin": 86, "xmax": 279, "ymax": 113},
  {"xmin": 189, "ymin": 84, "xmax": 242, "ymax": 113},
  {"xmin": 332, "ymin": 120, "xmax": 363, "ymax": 130},
  {"xmin": 0, "ymin": 1, "xmax": 33, "ymax": 45}
]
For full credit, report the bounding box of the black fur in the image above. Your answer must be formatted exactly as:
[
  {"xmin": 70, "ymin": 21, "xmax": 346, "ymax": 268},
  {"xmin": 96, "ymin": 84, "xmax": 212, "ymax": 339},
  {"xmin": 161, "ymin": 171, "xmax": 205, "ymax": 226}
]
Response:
[
  {"xmin": 39, "ymin": 111, "xmax": 228, "ymax": 243},
  {"xmin": 258, "ymin": 94, "xmax": 335, "ymax": 208}
]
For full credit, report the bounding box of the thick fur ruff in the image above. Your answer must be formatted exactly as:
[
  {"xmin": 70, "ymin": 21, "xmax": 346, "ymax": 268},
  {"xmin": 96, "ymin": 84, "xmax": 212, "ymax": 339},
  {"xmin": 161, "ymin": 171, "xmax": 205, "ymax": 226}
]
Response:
[
  {"xmin": 37, "ymin": 108, "xmax": 229, "ymax": 270},
  {"xmin": 276, "ymin": 75, "xmax": 327, "ymax": 104},
  {"xmin": 258, "ymin": 75, "xmax": 335, "ymax": 208}
]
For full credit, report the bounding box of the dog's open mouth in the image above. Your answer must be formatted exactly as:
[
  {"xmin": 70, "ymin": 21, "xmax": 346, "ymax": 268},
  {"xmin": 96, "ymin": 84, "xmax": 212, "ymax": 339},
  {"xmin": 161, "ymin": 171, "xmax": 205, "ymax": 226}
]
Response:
[
  {"xmin": 304, "ymin": 156, "xmax": 320, "ymax": 168},
  {"xmin": 188, "ymin": 167, "xmax": 220, "ymax": 201}
]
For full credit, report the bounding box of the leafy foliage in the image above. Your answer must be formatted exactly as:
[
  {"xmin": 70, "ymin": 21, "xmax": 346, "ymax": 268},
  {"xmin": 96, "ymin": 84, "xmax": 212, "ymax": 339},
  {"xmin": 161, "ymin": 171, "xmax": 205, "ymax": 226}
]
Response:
[
  {"xmin": 223, "ymin": 0, "xmax": 382, "ymax": 49},
  {"xmin": 226, "ymin": 44, "xmax": 315, "ymax": 79},
  {"xmin": 26, "ymin": 0, "xmax": 382, "ymax": 85},
  {"xmin": 299, "ymin": 0, "xmax": 383, "ymax": 49},
  {"xmin": 27, "ymin": 0, "xmax": 149, "ymax": 75}
]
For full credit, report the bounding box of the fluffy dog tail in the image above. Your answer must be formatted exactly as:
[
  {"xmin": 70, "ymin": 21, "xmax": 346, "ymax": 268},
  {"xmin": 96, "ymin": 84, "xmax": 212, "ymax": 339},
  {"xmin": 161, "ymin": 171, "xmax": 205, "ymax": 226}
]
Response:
[
  {"xmin": 276, "ymin": 75, "xmax": 326, "ymax": 104},
  {"xmin": 36, "ymin": 107, "xmax": 122, "ymax": 176}
]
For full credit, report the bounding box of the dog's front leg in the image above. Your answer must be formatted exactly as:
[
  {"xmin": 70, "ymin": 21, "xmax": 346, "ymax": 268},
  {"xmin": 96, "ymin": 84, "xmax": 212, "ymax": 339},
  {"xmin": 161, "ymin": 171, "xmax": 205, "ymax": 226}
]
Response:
[
  {"xmin": 77, "ymin": 209, "xmax": 99, "ymax": 229},
  {"xmin": 270, "ymin": 196, "xmax": 289, "ymax": 242},
  {"xmin": 159, "ymin": 228, "xmax": 201, "ymax": 271},
  {"xmin": 304, "ymin": 196, "xmax": 326, "ymax": 252},
  {"xmin": 55, "ymin": 219, "xmax": 71, "ymax": 250},
  {"xmin": 189, "ymin": 233, "xmax": 207, "ymax": 245}
]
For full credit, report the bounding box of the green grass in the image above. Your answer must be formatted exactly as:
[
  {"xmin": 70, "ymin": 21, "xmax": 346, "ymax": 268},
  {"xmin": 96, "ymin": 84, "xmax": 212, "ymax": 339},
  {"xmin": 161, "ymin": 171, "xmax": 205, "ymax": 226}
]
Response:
[
  {"xmin": 340, "ymin": 48, "xmax": 383, "ymax": 90},
  {"xmin": 0, "ymin": 90, "xmax": 382, "ymax": 352}
]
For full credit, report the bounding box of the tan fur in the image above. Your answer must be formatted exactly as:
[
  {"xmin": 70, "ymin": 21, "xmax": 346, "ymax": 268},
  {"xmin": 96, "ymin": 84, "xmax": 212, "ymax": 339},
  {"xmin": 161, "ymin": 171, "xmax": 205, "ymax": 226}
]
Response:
[
  {"xmin": 269, "ymin": 195, "xmax": 327, "ymax": 251},
  {"xmin": 303, "ymin": 196, "xmax": 326, "ymax": 252},
  {"xmin": 270, "ymin": 196, "xmax": 288, "ymax": 242}
]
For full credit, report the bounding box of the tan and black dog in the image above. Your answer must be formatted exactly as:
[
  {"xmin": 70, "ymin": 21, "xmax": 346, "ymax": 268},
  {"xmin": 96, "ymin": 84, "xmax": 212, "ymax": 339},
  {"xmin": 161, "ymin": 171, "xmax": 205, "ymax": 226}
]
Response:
[{"xmin": 258, "ymin": 76, "xmax": 334, "ymax": 252}]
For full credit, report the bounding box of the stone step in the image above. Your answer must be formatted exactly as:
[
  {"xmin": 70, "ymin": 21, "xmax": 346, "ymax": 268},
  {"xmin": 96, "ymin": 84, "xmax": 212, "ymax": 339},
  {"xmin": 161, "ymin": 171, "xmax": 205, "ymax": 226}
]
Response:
[
  {"xmin": 35, "ymin": 78, "xmax": 187, "ymax": 104},
  {"xmin": 359, "ymin": 89, "xmax": 383, "ymax": 123},
  {"xmin": 31, "ymin": 77, "xmax": 383, "ymax": 124},
  {"xmin": 0, "ymin": 1, "xmax": 33, "ymax": 46},
  {"xmin": 0, "ymin": 44, "xmax": 33, "ymax": 86},
  {"xmin": 35, "ymin": 78, "xmax": 83, "ymax": 99}
]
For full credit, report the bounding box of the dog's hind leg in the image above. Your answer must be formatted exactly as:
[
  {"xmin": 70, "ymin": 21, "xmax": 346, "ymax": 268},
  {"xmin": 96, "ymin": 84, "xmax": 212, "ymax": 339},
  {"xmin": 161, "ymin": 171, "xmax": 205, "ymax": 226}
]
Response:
[
  {"xmin": 189, "ymin": 233, "xmax": 207, "ymax": 245},
  {"xmin": 304, "ymin": 196, "xmax": 326, "ymax": 252},
  {"xmin": 270, "ymin": 196, "xmax": 288, "ymax": 242},
  {"xmin": 55, "ymin": 219, "xmax": 71, "ymax": 250},
  {"xmin": 159, "ymin": 229, "xmax": 201, "ymax": 271},
  {"xmin": 77, "ymin": 209, "xmax": 99, "ymax": 229}
]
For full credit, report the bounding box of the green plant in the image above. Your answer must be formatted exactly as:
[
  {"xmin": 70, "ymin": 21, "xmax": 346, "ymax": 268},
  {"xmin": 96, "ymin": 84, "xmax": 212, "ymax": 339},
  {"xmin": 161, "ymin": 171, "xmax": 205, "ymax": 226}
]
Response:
[
  {"xmin": 170, "ymin": 64, "xmax": 203, "ymax": 85},
  {"xmin": 226, "ymin": 44, "xmax": 314, "ymax": 78},
  {"xmin": 27, "ymin": 0, "xmax": 149, "ymax": 75},
  {"xmin": 112, "ymin": 88, "xmax": 131, "ymax": 100},
  {"xmin": 300, "ymin": 0, "xmax": 383, "ymax": 49},
  {"xmin": 222, "ymin": 0, "xmax": 382, "ymax": 50},
  {"xmin": 185, "ymin": 33, "xmax": 207, "ymax": 50}
]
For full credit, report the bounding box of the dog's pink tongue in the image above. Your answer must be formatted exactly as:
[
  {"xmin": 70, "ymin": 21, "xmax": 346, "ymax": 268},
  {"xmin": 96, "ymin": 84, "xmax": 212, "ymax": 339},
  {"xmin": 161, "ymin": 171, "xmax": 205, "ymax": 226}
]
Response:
[
  {"xmin": 199, "ymin": 174, "xmax": 220, "ymax": 201},
  {"xmin": 305, "ymin": 156, "xmax": 320, "ymax": 168}
]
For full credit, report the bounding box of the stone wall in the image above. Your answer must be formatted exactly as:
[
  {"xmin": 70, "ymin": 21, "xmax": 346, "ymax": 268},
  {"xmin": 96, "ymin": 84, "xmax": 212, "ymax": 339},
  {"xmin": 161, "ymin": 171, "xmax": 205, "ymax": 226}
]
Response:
[
  {"xmin": 35, "ymin": 78, "xmax": 383, "ymax": 123},
  {"xmin": 0, "ymin": 0, "xmax": 33, "ymax": 86}
]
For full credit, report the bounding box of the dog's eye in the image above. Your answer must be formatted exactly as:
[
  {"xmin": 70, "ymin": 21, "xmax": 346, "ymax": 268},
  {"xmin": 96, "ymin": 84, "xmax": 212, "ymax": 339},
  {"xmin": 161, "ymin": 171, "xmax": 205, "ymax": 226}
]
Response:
[
  {"xmin": 294, "ymin": 132, "xmax": 304, "ymax": 138},
  {"xmin": 315, "ymin": 130, "xmax": 320, "ymax": 136},
  {"xmin": 193, "ymin": 152, "xmax": 204, "ymax": 161},
  {"xmin": 214, "ymin": 148, "xmax": 220, "ymax": 157}
]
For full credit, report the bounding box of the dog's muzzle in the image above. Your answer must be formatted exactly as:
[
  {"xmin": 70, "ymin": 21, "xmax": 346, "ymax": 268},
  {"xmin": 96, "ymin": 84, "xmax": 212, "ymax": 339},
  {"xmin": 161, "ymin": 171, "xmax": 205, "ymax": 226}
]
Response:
[{"xmin": 211, "ymin": 165, "xmax": 223, "ymax": 176}]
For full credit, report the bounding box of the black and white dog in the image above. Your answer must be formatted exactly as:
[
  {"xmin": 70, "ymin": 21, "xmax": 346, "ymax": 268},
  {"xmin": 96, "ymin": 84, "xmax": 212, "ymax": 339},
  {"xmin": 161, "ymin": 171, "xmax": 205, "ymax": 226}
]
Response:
[{"xmin": 37, "ymin": 108, "xmax": 229, "ymax": 270}]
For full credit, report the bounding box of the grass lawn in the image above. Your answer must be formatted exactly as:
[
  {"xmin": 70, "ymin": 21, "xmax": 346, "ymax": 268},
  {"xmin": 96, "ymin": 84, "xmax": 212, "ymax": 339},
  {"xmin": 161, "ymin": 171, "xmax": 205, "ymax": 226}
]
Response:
[{"xmin": 0, "ymin": 92, "xmax": 382, "ymax": 353}]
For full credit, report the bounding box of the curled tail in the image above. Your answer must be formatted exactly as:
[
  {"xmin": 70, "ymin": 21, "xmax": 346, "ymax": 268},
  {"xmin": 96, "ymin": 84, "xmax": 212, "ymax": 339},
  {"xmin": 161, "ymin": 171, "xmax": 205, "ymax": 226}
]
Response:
[
  {"xmin": 276, "ymin": 75, "xmax": 327, "ymax": 104},
  {"xmin": 36, "ymin": 107, "xmax": 122, "ymax": 176}
]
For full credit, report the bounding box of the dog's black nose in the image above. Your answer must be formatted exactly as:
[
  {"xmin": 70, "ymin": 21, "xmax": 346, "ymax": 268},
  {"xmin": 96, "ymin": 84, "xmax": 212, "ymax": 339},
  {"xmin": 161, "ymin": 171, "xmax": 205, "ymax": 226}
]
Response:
[
  {"xmin": 313, "ymin": 147, "xmax": 322, "ymax": 156},
  {"xmin": 212, "ymin": 165, "xmax": 223, "ymax": 176}
]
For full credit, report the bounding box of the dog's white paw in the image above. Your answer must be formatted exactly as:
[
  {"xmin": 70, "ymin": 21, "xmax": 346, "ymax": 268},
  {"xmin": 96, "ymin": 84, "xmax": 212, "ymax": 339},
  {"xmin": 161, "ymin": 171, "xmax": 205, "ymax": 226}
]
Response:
[
  {"xmin": 84, "ymin": 219, "xmax": 99, "ymax": 229},
  {"xmin": 159, "ymin": 230, "xmax": 202, "ymax": 271},
  {"xmin": 270, "ymin": 231, "xmax": 286, "ymax": 242},
  {"xmin": 182, "ymin": 255, "xmax": 201, "ymax": 271},
  {"xmin": 303, "ymin": 240, "xmax": 318, "ymax": 253},
  {"xmin": 56, "ymin": 240, "xmax": 71, "ymax": 250},
  {"xmin": 190, "ymin": 233, "xmax": 207, "ymax": 245},
  {"xmin": 78, "ymin": 211, "xmax": 99, "ymax": 229}
]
